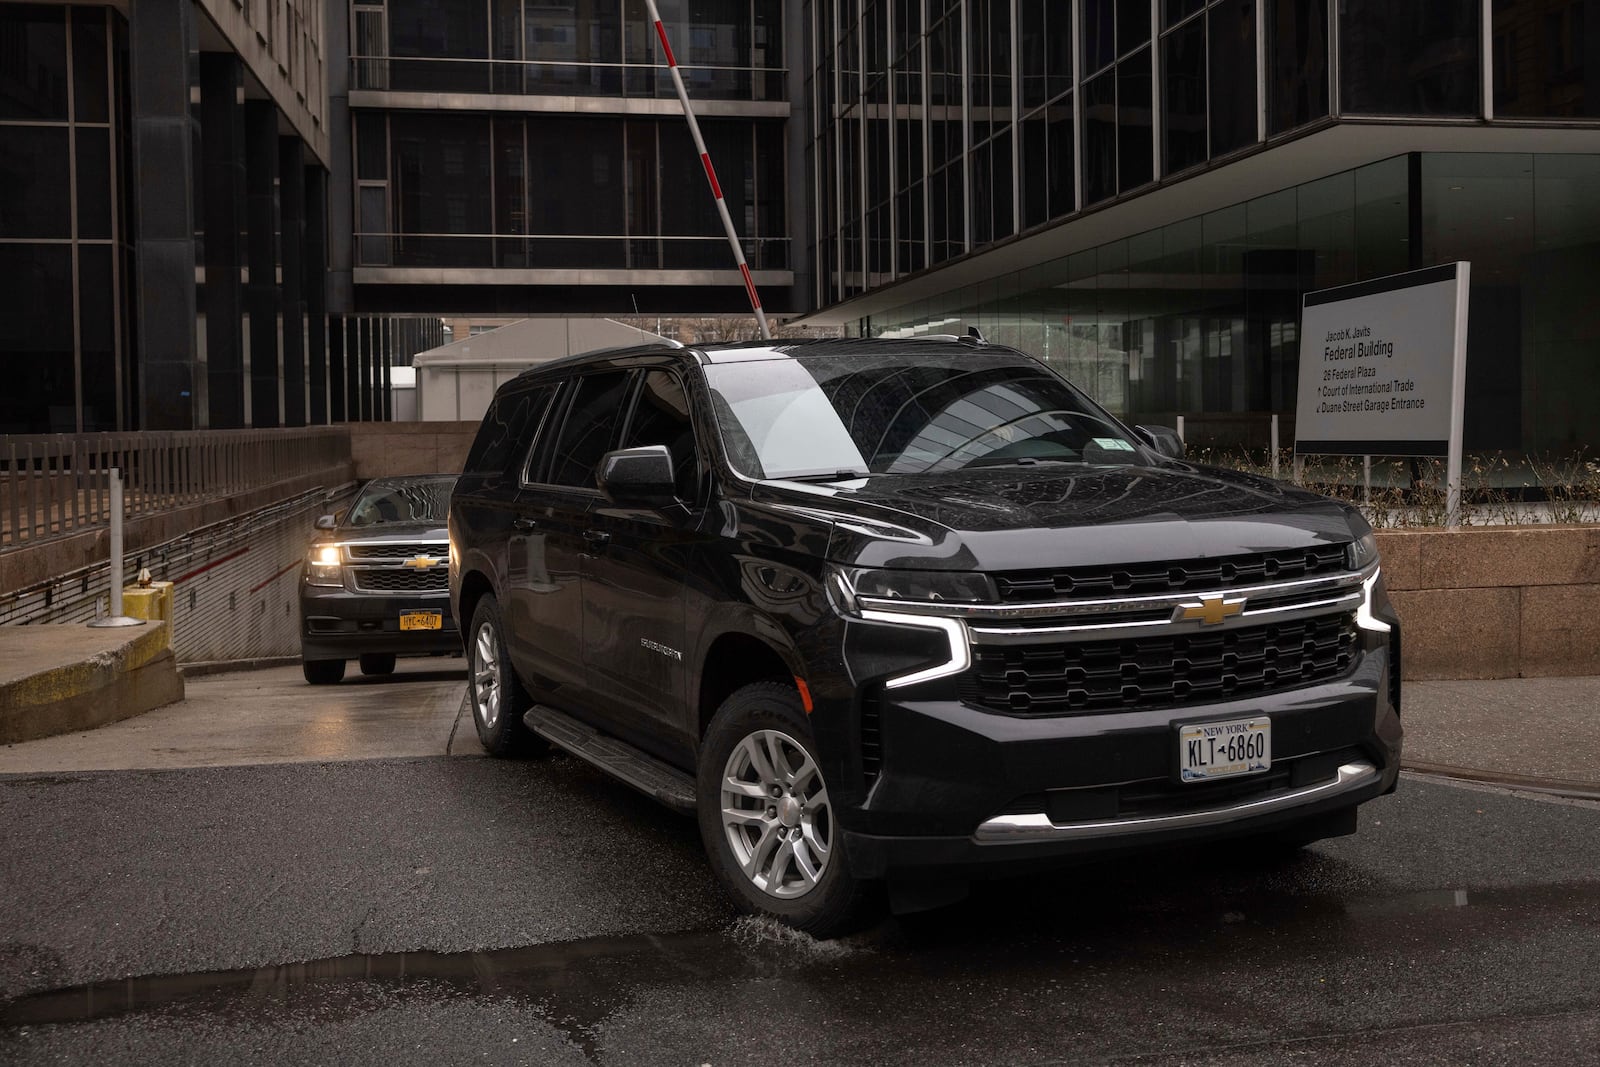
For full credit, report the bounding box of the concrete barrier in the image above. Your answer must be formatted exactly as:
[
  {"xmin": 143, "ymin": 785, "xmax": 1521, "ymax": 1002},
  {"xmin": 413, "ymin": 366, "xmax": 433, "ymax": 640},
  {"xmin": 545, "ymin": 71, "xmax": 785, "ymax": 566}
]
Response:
[
  {"xmin": 345, "ymin": 422, "xmax": 479, "ymax": 480},
  {"xmin": 0, "ymin": 617, "xmax": 185, "ymax": 743},
  {"xmin": 1377, "ymin": 526, "xmax": 1600, "ymax": 680}
]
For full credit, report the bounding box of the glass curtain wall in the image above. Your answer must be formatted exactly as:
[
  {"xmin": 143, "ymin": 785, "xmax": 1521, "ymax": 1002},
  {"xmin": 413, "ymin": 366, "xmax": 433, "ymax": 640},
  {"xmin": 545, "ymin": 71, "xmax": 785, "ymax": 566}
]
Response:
[
  {"xmin": 354, "ymin": 113, "xmax": 787, "ymax": 270},
  {"xmin": 867, "ymin": 153, "xmax": 1600, "ymax": 457},
  {"xmin": 813, "ymin": 0, "xmax": 1340, "ymax": 309},
  {"xmin": 358, "ymin": 0, "xmax": 784, "ymax": 100},
  {"xmin": 0, "ymin": 4, "xmax": 129, "ymax": 434}
]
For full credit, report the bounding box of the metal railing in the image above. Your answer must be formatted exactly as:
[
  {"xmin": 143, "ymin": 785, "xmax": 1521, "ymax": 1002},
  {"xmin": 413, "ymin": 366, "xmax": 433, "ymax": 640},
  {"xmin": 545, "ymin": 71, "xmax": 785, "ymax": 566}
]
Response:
[
  {"xmin": 353, "ymin": 232, "xmax": 791, "ymax": 271},
  {"xmin": 0, "ymin": 429, "xmax": 349, "ymax": 550},
  {"xmin": 350, "ymin": 55, "xmax": 787, "ymax": 102}
]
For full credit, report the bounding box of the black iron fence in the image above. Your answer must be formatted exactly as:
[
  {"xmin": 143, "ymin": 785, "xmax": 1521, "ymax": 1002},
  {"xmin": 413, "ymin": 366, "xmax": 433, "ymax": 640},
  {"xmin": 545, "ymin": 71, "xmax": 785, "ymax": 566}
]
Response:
[{"xmin": 0, "ymin": 429, "xmax": 350, "ymax": 549}]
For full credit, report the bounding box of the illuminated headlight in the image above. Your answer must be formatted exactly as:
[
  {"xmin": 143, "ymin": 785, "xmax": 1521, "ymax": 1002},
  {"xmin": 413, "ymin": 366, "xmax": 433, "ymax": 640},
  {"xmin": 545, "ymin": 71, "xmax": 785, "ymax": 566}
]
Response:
[
  {"xmin": 1346, "ymin": 531, "xmax": 1379, "ymax": 571},
  {"xmin": 828, "ymin": 566, "xmax": 979, "ymax": 689},
  {"xmin": 307, "ymin": 545, "xmax": 343, "ymax": 587},
  {"xmin": 833, "ymin": 566, "xmax": 995, "ymax": 610}
]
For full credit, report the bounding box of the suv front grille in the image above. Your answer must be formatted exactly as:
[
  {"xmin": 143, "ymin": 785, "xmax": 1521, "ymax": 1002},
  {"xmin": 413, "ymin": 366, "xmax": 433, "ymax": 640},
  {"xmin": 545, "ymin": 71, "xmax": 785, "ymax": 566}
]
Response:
[
  {"xmin": 959, "ymin": 613, "xmax": 1359, "ymax": 716},
  {"xmin": 346, "ymin": 542, "xmax": 446, "ymax": 561},
  {"xmin": 350, "ymin": 567, "xmax": 449, "ymax": 593},
  {"xmin": 992, "ymin": 543, "xmax": 1350, "ymax": 602}
]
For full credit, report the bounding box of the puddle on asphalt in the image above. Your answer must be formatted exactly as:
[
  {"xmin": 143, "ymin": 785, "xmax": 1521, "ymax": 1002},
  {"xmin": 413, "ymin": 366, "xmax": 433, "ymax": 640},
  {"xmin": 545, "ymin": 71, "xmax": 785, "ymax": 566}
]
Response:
[
  {"xmin": 4, "ymin": 880, "xmax": 1595, "ymax": 1049},
  {"xmin": 0, "ymin": 920, "xmax": 872, "ymax": 1055}
]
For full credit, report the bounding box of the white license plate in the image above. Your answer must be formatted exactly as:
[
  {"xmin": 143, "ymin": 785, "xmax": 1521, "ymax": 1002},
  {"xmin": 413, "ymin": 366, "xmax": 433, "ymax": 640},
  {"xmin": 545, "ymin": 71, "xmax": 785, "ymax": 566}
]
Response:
[{"xmin": 1178, "ymin": 716, "xmax": 1272, "ymax": 783}]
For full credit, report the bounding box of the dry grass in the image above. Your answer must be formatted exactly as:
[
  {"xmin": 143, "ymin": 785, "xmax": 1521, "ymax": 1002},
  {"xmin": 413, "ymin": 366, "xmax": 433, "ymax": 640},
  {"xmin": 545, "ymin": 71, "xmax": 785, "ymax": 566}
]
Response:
[{"xmin": 1188, "ymin": 448, "xmax": 1600, "ymax": 528}]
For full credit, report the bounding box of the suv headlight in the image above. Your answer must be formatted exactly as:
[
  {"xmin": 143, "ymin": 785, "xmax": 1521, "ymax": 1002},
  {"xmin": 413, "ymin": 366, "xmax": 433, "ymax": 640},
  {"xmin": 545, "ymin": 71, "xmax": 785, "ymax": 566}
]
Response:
[
  {"xmin": 1347, "ymin": 531, "xmax": 1379, "ymax": 571},
  {"xmin": 830, "ymin": 566, "xmax": 995, "ymax": 612},
  {"xmin": 307, "ymin": 544, "xmax": 343, "ymax": 587}
]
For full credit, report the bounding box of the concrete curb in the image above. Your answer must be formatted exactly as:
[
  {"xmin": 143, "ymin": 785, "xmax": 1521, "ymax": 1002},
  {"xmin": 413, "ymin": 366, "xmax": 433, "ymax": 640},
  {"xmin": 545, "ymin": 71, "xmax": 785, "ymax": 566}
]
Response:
[
  {"xmin": 179, "ymin": 656, "xmax": 302, "ymax": 678},
  {"xmin": 1402, "ymin": 760, "xmax": 1600, "ymax": 801},
  {"xmin": 0, "ymin": 623, "xmax": 186, "ymax": 744}
]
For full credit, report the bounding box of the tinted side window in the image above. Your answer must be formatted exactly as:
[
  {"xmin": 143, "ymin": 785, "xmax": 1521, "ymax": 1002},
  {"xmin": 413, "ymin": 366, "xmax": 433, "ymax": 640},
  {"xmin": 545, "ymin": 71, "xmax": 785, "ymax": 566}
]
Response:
[
  {"xmin": 619, "ymin": 370, "xmax": 700, "ymax": 501},
  {"xmin": 464, "ymin": 387, "xmax": 539, "ymax": 477},
  {"xmin": 545, "ymin": 371, "xmax": 631, "ymax": 489}
]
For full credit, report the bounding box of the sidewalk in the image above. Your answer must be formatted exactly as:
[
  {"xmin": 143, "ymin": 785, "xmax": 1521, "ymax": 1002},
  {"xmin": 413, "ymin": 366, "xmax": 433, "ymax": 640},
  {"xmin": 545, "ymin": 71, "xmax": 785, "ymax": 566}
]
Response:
[
  {"xmin": 0, "ymin": 648, "xmax": 1596, "ymax": 797},
  {"xmin": 1401, "ymin": 677, "xmax": 1600, "ymax": 797}
]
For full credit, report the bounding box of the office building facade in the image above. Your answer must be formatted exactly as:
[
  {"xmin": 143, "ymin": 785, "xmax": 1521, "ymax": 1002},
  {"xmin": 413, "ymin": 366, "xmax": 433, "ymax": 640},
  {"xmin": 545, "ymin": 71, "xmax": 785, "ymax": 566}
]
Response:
[
  {"xmin": 332, "ymin": 0, "xmax": 804, "ymax": 318},
  {"xmin": 1, "ymin": 0, "xmax": 438, "ymax": 434},
  {"xmin": 807, "ymin": 0, "xmax": 1600, "ymax": 454}
]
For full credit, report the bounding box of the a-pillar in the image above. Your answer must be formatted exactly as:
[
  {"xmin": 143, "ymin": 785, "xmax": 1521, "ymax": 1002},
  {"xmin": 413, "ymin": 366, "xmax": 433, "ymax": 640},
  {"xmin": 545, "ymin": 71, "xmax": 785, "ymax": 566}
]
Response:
[
  {"xmin": 200, "ymin": 52, "xmax": 245, "ymax": 428},
  {"xmin": 306, "ymin": 167, "xmax": 329, "ymax": 424},
  {"xmin": 129, "ymin": 0, "xmax": 199, "ymax": 429},
  {"xmin": 244, "ymin": 100, "xmax": 280, "ymax": 427},
  {"xmin": 279, "ymin": 137, "xmax": 306, "ymax": 427}
]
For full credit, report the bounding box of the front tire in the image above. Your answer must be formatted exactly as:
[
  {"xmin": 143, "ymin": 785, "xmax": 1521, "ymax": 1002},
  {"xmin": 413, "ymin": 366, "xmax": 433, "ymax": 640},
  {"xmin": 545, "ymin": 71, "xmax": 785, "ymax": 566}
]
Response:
[
  {"xmin": 359, "ymin": 652, "xmax": 397, "ymax": 676},
  {"xmin": 302, "ymin": 658, "xmax": 345, "ymax": 685},
  {"xmin": 467, "ymin": 594, "xmax": 539, "ymax": 757},
  {"xmin": 696, "ymin": 682, "xmax": 875, "ymax": 937}
]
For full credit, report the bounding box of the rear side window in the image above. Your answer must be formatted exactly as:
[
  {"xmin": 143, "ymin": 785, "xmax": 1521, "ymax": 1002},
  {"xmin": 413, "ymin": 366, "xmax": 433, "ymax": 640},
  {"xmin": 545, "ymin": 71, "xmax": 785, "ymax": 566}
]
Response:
[
  {"xmin": 544, "ymin": 371, "xmax": 632, "ymax": 489},
  {"xmin": 463, "ymin": 386, "xmax": 550, "ymax": 478},
  {"xmin": 619, "ymin": 370, "xmax": 700, "ymax": 501}
]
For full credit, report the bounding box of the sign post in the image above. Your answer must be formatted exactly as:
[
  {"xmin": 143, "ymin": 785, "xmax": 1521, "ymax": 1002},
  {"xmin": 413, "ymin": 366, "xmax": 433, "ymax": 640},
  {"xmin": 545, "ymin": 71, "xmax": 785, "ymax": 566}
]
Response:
[{"xmin": 1292, "ymin": 263, "xmax": 1471, "ymax": 527}]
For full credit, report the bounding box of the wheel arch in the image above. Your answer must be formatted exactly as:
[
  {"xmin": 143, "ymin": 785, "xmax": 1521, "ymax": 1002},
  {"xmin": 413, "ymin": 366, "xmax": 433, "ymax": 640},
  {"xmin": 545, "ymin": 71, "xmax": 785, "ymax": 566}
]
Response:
[{"xmin": 694, "ymin": 621, "xmax": 805, "ymax": 741}]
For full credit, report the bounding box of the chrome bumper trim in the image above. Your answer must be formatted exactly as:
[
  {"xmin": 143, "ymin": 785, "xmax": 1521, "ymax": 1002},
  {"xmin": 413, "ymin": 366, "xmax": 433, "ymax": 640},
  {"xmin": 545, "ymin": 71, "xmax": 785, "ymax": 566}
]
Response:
[{"xmin": 971, "ymin": 760, "xmax": 1380, "ymax": 844}]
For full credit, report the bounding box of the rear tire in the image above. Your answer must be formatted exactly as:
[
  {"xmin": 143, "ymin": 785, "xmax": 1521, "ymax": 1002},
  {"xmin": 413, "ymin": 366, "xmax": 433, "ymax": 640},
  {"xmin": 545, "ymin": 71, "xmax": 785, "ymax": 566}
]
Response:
[
  {"xmin": 467, "ymin": 594, "xmax": 540, "ymax": 757},
  {"xmin": 359, "ymin": 652, "xmax": 397, "ymax": 676},
  {"xmin": 697, "ymin": 682, "xmax": 876, "ymax": 937},
  {"xmin": 302, "ymin": 658, "xmax": 345, "ymax": 685}
]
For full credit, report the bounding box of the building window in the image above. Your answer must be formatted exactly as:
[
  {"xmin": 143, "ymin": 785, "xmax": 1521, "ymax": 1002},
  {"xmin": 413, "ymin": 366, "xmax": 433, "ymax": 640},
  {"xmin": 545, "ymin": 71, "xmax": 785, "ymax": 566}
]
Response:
[
  {"xmin": 1340, "ymin": 0, "xmax": 1480, "ymax": 116},
  {"xmin": 1492, "ymin": 0, "xmax": 1593, "ymax": 117}
]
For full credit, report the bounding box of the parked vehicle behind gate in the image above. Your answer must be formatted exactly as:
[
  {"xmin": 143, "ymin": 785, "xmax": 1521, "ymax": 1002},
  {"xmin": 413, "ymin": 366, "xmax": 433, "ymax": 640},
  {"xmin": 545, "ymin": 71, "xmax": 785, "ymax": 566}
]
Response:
[
  {"xmin": 300, "ymin": 475, "xmax": 460, "ymax": 684},
  {"xmin": 449, "ymin": 338, "xmax": 1403, "ymax": 934}
]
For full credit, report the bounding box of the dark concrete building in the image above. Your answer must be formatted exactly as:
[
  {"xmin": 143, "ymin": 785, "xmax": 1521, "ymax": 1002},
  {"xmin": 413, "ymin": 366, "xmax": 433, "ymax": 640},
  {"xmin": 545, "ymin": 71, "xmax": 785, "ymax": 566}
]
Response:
[
  {"xmin": 330, "ymin": 0, "xmax": 803, "ymax": 319},
  {"xmin": 805, "ymin": 0, "xmax": 1600, "ymax": 456},
  {"xmin": 0, "ymin": 0, "xmax": 437, "ymax": 433}
]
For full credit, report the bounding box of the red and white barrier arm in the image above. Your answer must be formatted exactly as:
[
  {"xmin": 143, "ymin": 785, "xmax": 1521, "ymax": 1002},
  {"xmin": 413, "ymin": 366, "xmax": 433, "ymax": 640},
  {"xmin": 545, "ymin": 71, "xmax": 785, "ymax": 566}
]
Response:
[{"xmin": 643, "ymin": 0, "xmax": 772, "ymax": 340}]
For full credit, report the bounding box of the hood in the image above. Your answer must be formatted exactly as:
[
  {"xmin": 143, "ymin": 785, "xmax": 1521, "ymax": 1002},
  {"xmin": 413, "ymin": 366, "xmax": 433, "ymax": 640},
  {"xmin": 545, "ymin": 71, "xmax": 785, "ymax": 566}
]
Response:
[
  {"xmin": 315, "ymin": 520, "xmax": 451, "ymax": 547},
  {"xmin": 750, "ymin": 462, "xmax": 1356, "ymax": 573}
]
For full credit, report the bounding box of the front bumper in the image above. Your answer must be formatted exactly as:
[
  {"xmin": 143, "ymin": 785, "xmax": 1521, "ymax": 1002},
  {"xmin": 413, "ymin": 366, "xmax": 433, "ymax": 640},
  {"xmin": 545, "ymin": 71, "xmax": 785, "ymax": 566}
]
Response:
[
  {"xmin": 299, "ymin": 582, "xmax": 460, "ymax": 660},
  {"xmin": 824, "ymin": 644, "xmax": 1402, "ymax": 881}
]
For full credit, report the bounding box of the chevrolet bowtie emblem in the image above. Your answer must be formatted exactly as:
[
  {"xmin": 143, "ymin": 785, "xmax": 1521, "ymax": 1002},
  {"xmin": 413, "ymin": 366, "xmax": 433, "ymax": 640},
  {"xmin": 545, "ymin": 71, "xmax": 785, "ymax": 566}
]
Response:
[
  {"xmin": 1176, "ymin": 595, "xmax": 1245, "ymax": 626},
  {"xmin": 403, "ymin": 555, "xmax": 443, "ymax": 569}
]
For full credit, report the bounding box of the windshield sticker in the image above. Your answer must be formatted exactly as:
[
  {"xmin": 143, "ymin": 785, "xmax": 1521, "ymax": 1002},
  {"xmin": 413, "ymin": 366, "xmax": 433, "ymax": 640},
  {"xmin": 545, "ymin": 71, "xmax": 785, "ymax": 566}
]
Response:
[{"xmin": 1092, "ymin": 438, "xmax": 1136, "ymax": 451}]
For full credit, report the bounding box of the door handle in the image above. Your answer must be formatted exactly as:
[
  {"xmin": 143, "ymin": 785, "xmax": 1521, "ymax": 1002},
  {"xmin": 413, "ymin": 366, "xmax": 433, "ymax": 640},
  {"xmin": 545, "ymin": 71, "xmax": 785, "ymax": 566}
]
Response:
[
  {"xmin": 582, "ymin": 529, "xmax": 611, "ymax": 547},
  {"xmin": 512, "ymin": 517, "xmax": 538, "ymax": 531}
]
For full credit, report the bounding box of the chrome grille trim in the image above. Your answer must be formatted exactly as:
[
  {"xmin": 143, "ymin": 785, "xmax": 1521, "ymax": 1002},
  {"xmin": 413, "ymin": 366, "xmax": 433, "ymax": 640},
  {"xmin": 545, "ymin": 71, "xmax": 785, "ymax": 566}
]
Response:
[{"xmin": 968, "ymin": 592, "xmax": 1363, "ymax": 645}]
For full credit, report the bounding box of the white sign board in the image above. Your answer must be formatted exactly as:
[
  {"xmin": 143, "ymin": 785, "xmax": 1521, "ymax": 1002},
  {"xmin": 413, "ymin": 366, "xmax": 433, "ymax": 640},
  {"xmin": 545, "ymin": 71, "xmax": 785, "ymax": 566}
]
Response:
[{"xmin": 1294, "ymin": 262, "xmax": 1469, "ymax": 459}]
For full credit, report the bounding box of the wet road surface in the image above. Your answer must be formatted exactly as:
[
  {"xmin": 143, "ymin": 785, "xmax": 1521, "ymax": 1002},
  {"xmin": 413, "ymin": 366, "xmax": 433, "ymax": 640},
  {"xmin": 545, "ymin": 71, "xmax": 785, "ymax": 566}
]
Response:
[{"xmin": 2, "ymin": 738, "xmax": 1598, "ymax": 1065}]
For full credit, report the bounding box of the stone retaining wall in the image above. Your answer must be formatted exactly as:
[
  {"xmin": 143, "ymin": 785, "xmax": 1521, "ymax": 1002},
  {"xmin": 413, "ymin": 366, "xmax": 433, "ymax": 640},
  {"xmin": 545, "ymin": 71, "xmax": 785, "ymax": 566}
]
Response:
[
  {"xmin": 346, "ymin": 421, "xmax": 479, "ymax": 480},
  {"xmin": 1377, "ymin": 526, "xmax": 1600, "ymax": 680}
]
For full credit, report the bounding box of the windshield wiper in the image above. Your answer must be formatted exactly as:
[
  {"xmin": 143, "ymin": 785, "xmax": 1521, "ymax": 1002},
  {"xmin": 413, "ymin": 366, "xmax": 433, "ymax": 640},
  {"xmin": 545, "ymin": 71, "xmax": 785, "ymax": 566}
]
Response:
[{"xmin": 781, "ymin": 469, "xmax": 872, "ymax": 483}]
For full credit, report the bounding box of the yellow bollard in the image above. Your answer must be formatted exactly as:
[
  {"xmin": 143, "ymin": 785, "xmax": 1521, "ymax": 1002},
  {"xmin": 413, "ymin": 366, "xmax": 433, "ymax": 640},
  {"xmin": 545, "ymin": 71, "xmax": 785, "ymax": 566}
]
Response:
[{"xmin": 122, "ymin": 581, "xmax": 174, "ymax": 639}]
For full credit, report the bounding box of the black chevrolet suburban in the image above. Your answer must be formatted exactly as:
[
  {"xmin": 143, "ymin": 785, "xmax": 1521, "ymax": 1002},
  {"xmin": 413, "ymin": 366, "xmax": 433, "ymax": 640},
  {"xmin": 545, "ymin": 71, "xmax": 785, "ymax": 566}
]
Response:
[{"xmin": 449, "ymin": 338, "xmax": 1402, "ymax": 934}]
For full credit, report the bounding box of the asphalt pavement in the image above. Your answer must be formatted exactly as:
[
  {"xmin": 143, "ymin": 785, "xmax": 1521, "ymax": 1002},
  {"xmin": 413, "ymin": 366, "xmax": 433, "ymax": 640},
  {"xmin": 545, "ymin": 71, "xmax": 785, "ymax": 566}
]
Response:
[{"xmin": 0, "ymin": 664, "xmax": 1598, "ymax": 1064}]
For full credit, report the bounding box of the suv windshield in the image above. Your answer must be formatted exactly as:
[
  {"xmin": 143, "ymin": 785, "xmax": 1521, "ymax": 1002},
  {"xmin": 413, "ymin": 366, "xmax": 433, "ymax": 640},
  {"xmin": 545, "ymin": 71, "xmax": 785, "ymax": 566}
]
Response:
[
  {"xmin": 346, "ymin": 476, "xmax": 456, "ymax": 526},
  {"xmin": 704, "ymin": 352, "xmax": 1143, "ymax": 480}
]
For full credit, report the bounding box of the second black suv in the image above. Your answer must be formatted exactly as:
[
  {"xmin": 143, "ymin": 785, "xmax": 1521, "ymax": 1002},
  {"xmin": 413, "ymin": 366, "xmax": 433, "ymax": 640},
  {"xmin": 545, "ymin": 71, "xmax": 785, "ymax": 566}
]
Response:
[{"xmin": 449, "ymin": 338, "xmax": 1402, "ymax": 934}]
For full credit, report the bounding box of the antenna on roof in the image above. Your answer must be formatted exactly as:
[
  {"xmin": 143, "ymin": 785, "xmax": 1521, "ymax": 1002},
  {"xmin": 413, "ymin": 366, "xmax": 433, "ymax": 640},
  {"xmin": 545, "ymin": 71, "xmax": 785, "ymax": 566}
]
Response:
[{"xmin": 967, "ymin": 326, "xmax": 987, "ymax": 343}]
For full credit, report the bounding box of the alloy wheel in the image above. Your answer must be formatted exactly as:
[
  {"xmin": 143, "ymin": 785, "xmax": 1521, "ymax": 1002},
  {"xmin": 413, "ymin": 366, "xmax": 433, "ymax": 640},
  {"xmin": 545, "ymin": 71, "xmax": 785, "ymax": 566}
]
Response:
[
  {"xmin": 720, "ymin": 729, "xmax": 832, "ymax": 899},
  {"xmin": 472, "ymin": 621, "xmax": 501, "ymax": 730}
]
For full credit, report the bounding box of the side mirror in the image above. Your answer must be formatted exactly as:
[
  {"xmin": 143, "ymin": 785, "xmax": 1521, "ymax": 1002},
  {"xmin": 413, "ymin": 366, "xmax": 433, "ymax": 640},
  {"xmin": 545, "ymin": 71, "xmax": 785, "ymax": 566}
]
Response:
[
  {"xmin": 1135, "ymin": 425, "xmax": 1185, "ymax": 461},
  {"xmin": 597, "ymin": 445, "xmax": 678, "ymax": 507},
  {"xmin": 314, "ymin": 514, "xmax": 338, "ymax": 530}
]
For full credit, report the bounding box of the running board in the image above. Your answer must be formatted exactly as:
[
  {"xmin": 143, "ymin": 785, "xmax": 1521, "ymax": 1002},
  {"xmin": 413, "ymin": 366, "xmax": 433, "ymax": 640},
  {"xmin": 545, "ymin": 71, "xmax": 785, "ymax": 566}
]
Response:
[{"xmin": 524, "ymin": 705, "xmax": 697, "ymax": 815}]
